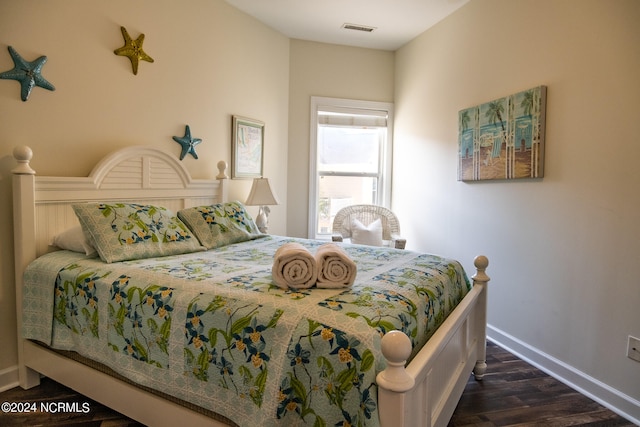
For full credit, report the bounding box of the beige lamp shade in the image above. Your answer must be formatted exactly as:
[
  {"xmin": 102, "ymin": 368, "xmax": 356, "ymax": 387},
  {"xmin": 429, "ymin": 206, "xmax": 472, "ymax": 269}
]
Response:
[
  {"xmin": 245, "ymin": 178, "xmax": 279, "ymax": 233},
  {"xmin": 245, "ymin": 178, "xmax": 279, "ymax": 206}
]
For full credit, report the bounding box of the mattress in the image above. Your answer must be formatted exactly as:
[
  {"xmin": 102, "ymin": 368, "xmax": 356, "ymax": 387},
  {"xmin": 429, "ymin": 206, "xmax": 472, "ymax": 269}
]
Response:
[{"xmin": 22, "ymin": 235, "xmax": 470, "ymax": 427}]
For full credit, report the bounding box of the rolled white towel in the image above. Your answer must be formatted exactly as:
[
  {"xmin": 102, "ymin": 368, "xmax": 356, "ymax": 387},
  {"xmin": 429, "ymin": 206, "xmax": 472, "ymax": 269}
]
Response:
[
  {"xmin": 272, "ymin": 242, "xmax": 318, "ymax": 290},
  {"xmin": 315, "ymin": 243, "xmax": 357, "ymax": 289}
]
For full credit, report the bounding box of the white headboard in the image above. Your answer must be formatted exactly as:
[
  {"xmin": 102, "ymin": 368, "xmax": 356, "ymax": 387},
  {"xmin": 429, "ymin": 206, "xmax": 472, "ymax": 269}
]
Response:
[
  {"xmin": 11, "ymin": 144, "xmax": 228, "ymax": 389},
  {"xmin": 12, "ymin": 145, "xmax": 228, "ymax": 260}
]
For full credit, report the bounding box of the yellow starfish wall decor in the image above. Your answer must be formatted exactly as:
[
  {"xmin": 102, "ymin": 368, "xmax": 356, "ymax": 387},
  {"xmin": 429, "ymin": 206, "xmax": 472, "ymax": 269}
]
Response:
[{"xmin": 114, "ymin": 26, "xmax": 154, "ymax": 75}]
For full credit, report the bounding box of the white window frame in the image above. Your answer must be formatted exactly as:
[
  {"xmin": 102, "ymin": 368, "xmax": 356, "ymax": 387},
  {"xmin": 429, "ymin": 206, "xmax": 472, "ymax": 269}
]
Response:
[{"xmin": 308, "ymin": 96, "xmax": 394, "ymax": 239}]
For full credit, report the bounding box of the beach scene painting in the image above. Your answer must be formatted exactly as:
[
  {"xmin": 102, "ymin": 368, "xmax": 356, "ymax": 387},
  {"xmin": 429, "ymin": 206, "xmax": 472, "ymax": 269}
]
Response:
[{"xmin": 458, "ymin": 85, "xmax": 546, "ymax": 181}]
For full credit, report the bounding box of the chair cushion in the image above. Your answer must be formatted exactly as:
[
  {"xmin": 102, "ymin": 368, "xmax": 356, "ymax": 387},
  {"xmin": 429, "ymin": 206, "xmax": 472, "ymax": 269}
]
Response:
[{"xmin": 350, "ymin": 218, "xmax": 383, "ymax": 246}]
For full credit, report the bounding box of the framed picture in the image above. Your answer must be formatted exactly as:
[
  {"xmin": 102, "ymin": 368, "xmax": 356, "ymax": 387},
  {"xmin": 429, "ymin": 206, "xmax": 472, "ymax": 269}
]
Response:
[
  {"xmin": 458, "ymin": 85, "xmax": 547, "ymax": 181},
  {"xmin": 231, "ymin": 115, "xmax": 264, "ymax": 179}
]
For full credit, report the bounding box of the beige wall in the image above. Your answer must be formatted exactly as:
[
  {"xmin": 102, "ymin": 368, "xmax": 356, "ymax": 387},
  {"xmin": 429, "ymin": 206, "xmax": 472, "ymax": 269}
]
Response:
[
  {"xmin": 287, "ymin": 40, "xmax": 394, "ymax": 237},
  {"xmin": 394, "ymin": 0, "xmax": 640, "ymax": 416},
  {"xmin": 0, "ymin": 0, "xmax": 289, "ymax": 380}
]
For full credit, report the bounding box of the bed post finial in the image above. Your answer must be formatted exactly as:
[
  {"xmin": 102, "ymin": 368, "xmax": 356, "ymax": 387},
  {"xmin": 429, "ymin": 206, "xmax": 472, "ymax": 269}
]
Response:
[
  {"xmin": 377, "ymin": 330, "xmax": 415, "ymax": 392},
  {"xmin": 376, "ymin": 330, "xmax": 414, "ymax": 427},
  {"xmin": 216, "ymin": 160, "xmax": 228, "ymax": 180},
  {"xmin": 472, "ymin": 255, "xmax": 489, "ymax": 284},
  {"xmin": 12, "ymin": 146, "xmax": 35, "ymax": 175}
]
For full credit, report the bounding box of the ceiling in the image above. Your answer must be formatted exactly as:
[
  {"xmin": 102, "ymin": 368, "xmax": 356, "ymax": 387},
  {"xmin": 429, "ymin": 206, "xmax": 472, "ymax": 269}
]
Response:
[{"xmin": 224, "ymin": 0, "xmax": 470, "ymax": 51}]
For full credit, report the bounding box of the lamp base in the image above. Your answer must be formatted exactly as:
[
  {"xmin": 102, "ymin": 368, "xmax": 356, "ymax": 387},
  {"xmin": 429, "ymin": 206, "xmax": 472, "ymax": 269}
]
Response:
[{"xmin": 255, "ymin": 206, "xmax": 270, "ymax": 234}]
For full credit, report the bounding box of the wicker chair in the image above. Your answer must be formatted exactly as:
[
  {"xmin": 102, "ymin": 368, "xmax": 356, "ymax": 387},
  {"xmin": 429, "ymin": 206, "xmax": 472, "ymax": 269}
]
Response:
[{"xmin": 331, "ymin": 204, "xmax": 406, "ymax": 249}]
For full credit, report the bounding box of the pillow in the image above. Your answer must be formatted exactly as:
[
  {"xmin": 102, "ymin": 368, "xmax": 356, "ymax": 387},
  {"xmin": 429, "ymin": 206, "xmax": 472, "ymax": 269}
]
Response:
[
  {"xmin": 177, "ymin": 201, "xmax": 263, "ymax": 250},
  {"xmin": 350, "ymin": 218, "xmax": 383, "ymax": 246},
  {"xmin": 51, "ymin": 225, "xmax": 97, "ymax": 256},
  {"xmin": 73, "ymin": 202, "xmax": 205, "ymax": 263}
]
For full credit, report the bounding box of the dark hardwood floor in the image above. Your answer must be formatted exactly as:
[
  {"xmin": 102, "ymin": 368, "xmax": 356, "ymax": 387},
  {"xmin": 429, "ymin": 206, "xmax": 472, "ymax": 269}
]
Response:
[
  {"xmin": 449, "ymin": 343, "xmax": 635, "ymax": 427},
  {"xmin": 0, "ymin": 343, "xmax": 634, "ymax": 426}
]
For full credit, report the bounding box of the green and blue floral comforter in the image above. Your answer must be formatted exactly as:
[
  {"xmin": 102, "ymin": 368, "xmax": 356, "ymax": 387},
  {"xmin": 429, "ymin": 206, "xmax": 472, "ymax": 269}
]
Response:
[{"xmin": 22, "ymin": 236, "xmax": 471, "ymax": 427}]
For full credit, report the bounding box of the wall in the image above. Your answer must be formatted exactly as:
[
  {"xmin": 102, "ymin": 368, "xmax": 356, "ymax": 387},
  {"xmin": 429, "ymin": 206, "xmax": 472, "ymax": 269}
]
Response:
[
  {"xmin": 394, "ymin": 0, "xmax": 640, "ymax": 420},
  {"xmin": 0, "ymin": 0, "xmax": 289, "ymax": 386},
  {"xmin": 287, "ymin": 40, "xmax": 394, "ymax": 238}
]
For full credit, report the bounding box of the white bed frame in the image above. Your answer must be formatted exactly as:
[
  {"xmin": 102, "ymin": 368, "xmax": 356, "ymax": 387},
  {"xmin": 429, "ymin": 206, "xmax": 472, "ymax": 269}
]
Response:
[{"xmin": 12, "ymin": 145, "xmax": 490, "ymax": 427}]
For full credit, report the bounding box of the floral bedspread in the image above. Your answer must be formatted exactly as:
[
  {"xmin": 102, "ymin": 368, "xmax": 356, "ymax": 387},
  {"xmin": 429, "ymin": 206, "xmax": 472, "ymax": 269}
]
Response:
[{"xmin": 22, "ymin": 236, "xmax": 470, "ymax": 427}]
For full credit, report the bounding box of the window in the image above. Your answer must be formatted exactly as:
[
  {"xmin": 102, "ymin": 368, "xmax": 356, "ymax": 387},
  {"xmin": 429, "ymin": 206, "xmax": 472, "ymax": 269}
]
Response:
[{"xmin": 309, "ymin": 97, "xmax": 394, "ymax": 238}]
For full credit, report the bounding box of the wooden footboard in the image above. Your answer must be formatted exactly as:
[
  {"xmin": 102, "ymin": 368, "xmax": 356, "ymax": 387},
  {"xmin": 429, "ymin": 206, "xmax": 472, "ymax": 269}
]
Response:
[{"xmin": 377, "ymin": 256, "xmax": 489, "ymax": 427}]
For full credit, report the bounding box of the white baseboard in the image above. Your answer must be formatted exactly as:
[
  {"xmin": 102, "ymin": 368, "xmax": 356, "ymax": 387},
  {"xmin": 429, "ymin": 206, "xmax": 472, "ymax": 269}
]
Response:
[
  {"xmin": 0, "ymin": 365, "xmax": 19, "ymax": 393},
  {"xmin": 487, "ymin": 325, "xmax": 640, "ymax": 426}
]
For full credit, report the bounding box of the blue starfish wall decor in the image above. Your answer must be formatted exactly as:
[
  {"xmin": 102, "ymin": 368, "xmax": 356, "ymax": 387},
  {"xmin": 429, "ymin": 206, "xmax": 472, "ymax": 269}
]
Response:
[
  {"xmin": 0, "ymin": 46, "xmax": 55, "ymax": 101},
  {"xmin": 173, "ymin": 125, "xmax": 202, "ymax": 160},
  {"xmin": 114, "ymin": 26, "xmax": 154, "ymax": 75}
]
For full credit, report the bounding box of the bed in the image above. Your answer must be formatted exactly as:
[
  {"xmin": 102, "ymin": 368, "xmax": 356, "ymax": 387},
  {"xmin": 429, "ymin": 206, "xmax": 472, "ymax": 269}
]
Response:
[{"xmin": 12, "ymin": 145, "xmax": 490, "ymax": 427}]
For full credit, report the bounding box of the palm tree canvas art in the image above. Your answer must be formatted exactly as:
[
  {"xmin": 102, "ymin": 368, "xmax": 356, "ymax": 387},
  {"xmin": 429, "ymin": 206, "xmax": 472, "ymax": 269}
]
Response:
[{"xmin": 458, "ymin": 86, "xmax": 546, "ymax": 181}]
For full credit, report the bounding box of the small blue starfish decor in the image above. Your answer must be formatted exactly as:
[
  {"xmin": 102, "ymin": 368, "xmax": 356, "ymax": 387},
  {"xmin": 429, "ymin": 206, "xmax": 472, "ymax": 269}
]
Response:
[
  {"xmin": 0, "ymin": 46, "xmax": 55, "ymax": 101},
  {"xmin": 173, "ymin": 125, "xmax": 202, "ymax": 160}
]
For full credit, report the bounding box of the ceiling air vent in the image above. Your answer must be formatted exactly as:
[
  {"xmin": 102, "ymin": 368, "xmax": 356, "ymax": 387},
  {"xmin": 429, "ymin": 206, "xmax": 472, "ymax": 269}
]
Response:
[{"xmin": 341, "ymin": 23, "xmax": 376, "ymax": 33}]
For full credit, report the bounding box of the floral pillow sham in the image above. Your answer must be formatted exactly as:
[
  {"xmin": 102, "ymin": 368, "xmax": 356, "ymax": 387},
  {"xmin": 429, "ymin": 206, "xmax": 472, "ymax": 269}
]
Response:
[
  {"xmin": 177, "ymin": 201, "xmax": 264, "ymax": 250},
  {"xmin": 73, "ymin": 202, "xmax": 205, "ymax": 263}
]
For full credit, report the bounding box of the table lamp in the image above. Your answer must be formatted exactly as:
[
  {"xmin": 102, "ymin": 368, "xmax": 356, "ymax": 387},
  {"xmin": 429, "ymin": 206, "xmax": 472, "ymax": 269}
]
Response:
[{"xmin": 245, "ymin": 177, "xmax": 279, "ymax": 233}]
